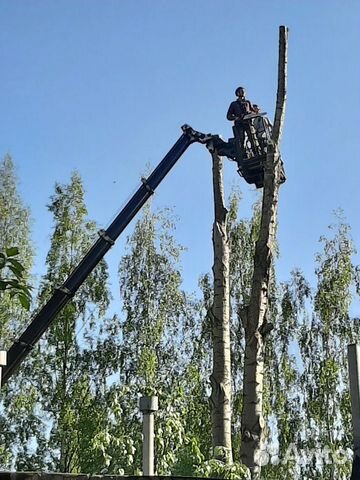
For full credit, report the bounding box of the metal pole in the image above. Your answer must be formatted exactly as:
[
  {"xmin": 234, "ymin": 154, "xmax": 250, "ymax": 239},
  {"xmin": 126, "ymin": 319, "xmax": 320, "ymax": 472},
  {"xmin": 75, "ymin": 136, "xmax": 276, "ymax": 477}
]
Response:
[
  {"xmin": 347, "ymin": 344, "xmax": 360, "ymax": 479},
  {"xmin": 140, "ymin": 396, "xmax": 158, "ymax": 476},
  {"xmin": 0, "ymin": 351, "xmax": 7, "ymax": 388}
]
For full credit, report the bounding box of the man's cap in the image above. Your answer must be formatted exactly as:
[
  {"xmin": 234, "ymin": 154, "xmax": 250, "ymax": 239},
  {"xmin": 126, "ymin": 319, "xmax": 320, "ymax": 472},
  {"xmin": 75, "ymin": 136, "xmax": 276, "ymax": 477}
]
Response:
[{"xmin": 235, "ymin": 86, "xmax": 245, "ymax": 96}]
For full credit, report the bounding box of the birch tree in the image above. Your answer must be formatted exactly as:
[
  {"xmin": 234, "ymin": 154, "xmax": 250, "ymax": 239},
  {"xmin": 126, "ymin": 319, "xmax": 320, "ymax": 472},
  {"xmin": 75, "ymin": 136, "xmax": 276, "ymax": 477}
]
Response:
[
  {"xmin": 10, "ymin": 172, "xmax": 111, "ymax": 472},
  {"xmin": 298, "ymin": 217, "xmax": 357, "ymax": 480},
  {"xmin": 209, "ymin": 151, "xmax": 233, "ymax": 463},
  {"xmin": 115, "ymin": 204, "xmax": 208, "ymax": 475},
  {"xmin": 240, "ymin": 26, "xmax": 289, "ymax": 477},
  {"xmin": 261, "ymin": 269, "xmax": 310, "ymax": 480}
]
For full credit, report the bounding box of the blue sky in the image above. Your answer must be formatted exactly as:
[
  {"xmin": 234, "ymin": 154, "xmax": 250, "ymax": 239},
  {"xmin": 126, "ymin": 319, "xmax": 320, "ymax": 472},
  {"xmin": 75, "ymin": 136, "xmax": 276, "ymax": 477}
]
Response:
[{"xmin": 1, "ymin": 0, "xmax": 359, "ymax": 307}]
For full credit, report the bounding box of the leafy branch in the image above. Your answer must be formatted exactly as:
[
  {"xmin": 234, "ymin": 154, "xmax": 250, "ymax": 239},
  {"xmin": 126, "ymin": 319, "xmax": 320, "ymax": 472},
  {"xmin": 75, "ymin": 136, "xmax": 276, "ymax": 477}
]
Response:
[{"xmin": 0, "ymin": 247, "xmax": 32, "ymax": 310}]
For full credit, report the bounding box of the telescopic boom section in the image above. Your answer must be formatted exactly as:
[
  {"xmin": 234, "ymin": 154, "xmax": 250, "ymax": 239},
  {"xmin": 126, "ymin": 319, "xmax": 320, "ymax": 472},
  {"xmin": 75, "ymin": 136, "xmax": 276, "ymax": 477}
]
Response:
[{"xmin": 1, "ymin": 124, "xmax": 213, "ymax": 386}]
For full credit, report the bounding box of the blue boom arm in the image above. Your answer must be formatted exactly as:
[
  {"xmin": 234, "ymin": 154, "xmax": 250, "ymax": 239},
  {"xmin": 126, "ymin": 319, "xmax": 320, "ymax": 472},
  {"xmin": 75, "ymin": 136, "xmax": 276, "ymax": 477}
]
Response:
[{"xmin": 1, "ymin": 124, "xmax": 213, "ymax": 385}]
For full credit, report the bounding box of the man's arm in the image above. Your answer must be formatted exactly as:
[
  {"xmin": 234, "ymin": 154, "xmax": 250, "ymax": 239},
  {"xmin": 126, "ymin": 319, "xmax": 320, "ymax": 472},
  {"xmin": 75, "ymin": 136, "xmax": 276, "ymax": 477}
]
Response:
[
  {"xmin": 227, "ymin": 102, "xmax": 237, "ymax": 121},
  {"xmin": 248, "ymin": 100, "xmax": 256, "ymax": 113}
]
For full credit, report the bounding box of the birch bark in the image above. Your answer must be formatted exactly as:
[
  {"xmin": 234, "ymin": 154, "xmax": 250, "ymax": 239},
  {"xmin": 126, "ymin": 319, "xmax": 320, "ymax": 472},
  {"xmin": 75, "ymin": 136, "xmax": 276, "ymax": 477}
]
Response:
[
  {"xmin": 209, "ymin": 150, "xmax": 233, "ymax": 463},
  {"xmin": 240, "ymin": 26, "xmax": 289, "ymax": 478}
]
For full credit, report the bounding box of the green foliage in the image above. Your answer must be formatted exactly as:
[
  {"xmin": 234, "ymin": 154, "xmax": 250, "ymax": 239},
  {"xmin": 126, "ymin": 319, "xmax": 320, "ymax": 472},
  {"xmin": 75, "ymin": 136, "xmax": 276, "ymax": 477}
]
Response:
[
  {"xmin": 2, "ymin": 171, "xmax": 112, "ymax": 472},
  {"xmin": 295, "ymin": 217, "xmax": 357, "ymax": 479},
  {"xmin": 0, "ymin": 247, "xmax": 32, "ymax": 309},
  {"xmin": 195, "ymin": 458, "xmax": 250, "ymax": 479},
  {"xmin": 0, "ymin": 155, "xmax": 33, "ymax": 341},
  {"xmin": 39, "ymin": 173, "xmax": 111, "ymax": 473},
  {"xmin": 0, "ymin": 155, "xmax": 34, "ymax": 469},
  {"xmin": 114, "ymin": 204, "xmax": 212, "ymax": 475}
]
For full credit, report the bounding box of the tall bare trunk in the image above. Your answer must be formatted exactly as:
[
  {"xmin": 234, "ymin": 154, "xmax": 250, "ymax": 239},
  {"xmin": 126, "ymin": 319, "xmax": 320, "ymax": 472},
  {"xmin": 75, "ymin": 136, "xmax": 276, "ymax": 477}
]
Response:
[
  {"xmin": 209, "ymin": 150, "xmax": 233, "ymax": 463},
  {"xmin": 240, "ymin": 26, "xmax": 289, "ymax": 478}
]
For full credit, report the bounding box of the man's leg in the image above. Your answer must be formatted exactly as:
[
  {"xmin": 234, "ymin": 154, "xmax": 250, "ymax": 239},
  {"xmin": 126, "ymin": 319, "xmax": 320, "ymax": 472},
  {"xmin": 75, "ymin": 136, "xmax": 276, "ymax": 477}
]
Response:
[{"xmin": 234, "ymin": 122, "xmax": 246, "ymax": 162}]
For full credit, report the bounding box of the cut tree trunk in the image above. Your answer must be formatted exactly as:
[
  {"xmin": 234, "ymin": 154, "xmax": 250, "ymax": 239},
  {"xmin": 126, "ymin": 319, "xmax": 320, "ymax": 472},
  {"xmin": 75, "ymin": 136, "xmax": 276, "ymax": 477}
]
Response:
[
  {"xmin": 240, "ymin": 26, "xmax": 289, "ymax": 478},
  {"xmin": 209, "ymin": 150, "xmax": 233, "ymax": 463}
]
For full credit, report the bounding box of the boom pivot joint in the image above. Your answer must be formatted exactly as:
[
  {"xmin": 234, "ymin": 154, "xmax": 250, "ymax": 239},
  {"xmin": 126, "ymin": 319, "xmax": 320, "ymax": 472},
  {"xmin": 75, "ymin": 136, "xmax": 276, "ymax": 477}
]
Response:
[
  {"xmin": 181, "ymin": 124, "xmax": 214, "ymax": 144},
  {"xmin": 98, "ymin": 229, "xmax": 115, "ymax": 246},
  {"xmin": 141, "ymin": 177, "xmax": 155, "ymax": 195}
]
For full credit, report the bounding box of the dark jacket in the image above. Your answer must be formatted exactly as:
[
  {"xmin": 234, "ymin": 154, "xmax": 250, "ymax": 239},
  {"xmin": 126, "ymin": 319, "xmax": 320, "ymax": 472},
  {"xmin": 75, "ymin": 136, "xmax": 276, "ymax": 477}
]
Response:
[{"xmin": 227, "ymin": 99, "xmax": 254, "ymax": 122}]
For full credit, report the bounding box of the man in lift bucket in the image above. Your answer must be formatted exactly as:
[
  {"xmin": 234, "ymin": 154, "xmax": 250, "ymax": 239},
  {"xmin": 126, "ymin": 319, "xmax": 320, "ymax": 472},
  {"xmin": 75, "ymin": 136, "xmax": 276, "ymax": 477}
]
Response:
[{"xmin": 226, "ymin": 87, "xmax": 260, "ymax": 157}]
